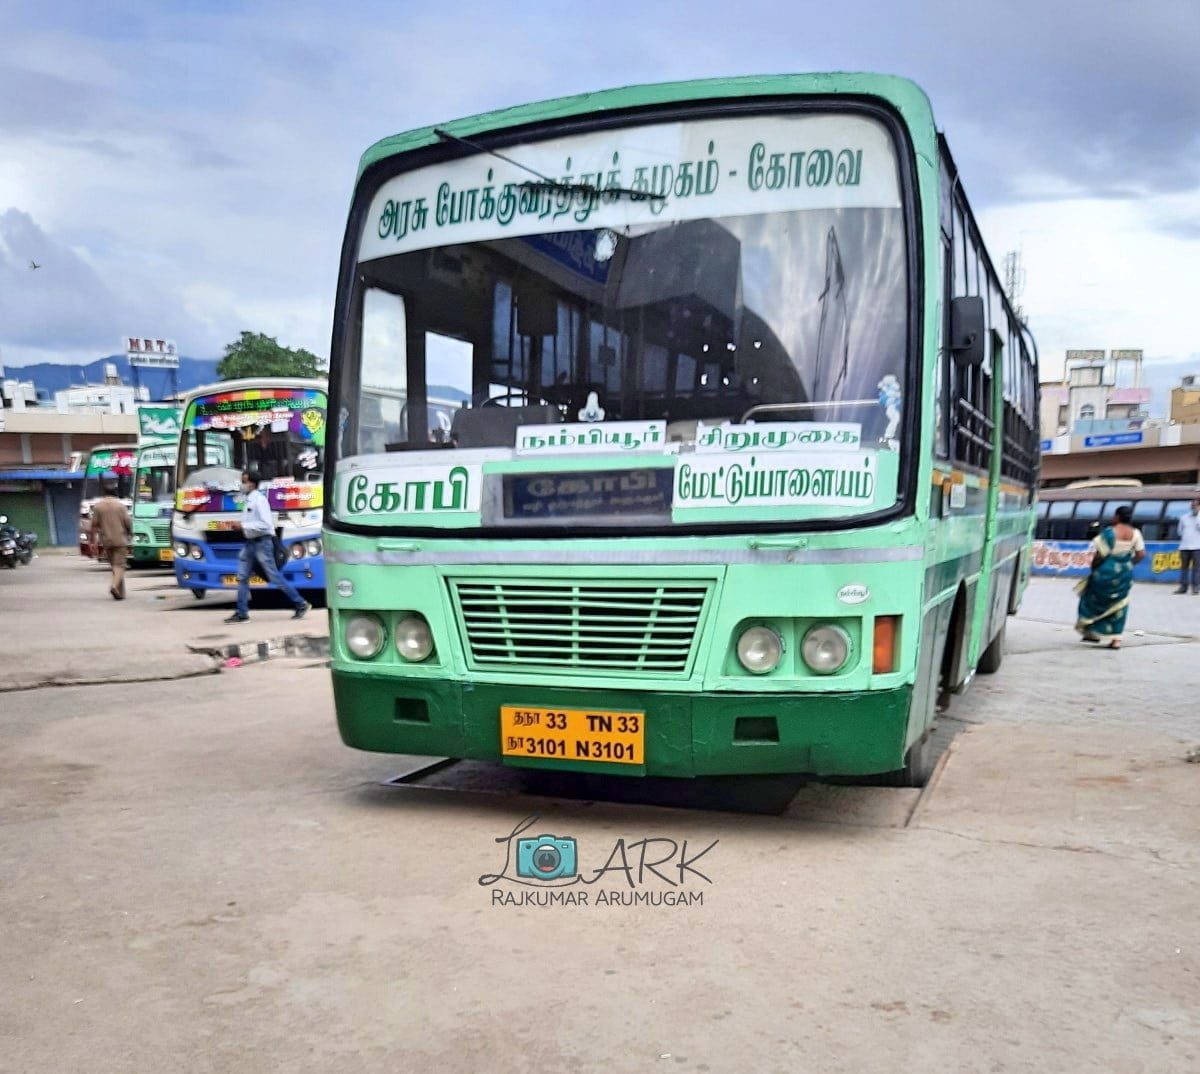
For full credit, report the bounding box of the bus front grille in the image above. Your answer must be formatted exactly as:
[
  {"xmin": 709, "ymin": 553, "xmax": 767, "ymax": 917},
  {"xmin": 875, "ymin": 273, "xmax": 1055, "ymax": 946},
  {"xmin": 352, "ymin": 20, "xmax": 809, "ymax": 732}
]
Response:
[
  {"xmin": 449, "ymin": 578, "xmax": 711, "ymax": 675},
  {"xmin": 151, "ymin": 521, "xmax": 170, "ymax": 544}
]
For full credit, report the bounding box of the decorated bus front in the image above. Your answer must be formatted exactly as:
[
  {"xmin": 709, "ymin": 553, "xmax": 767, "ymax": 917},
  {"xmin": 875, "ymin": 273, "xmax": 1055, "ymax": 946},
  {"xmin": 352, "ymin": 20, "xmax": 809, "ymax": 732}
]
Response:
[
  {"xmin": 171, "ymin": 381, "xmax": 327, "ymax": 599},
  {"xmin": 326, "ymin": 88, "xmax": 933, "ymax": 779},
  {"xmin": 78, "ymin": 444, "xmax": 137, "ymax": 557}
]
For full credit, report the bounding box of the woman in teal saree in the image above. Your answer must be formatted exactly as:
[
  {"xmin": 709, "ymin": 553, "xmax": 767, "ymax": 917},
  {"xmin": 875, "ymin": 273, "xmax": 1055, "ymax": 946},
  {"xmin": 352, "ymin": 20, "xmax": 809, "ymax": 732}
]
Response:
[{"xmin": 1076, "ymin": 506, "xmax": 1146, "ymax": 649}]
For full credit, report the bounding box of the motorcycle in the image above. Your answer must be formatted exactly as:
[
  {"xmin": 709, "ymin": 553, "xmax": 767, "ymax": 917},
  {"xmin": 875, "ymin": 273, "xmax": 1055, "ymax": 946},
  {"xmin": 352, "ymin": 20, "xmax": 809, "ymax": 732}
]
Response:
[{"xmin": 0, "ymin": 516, "xmax": 17, "ymax": 569}]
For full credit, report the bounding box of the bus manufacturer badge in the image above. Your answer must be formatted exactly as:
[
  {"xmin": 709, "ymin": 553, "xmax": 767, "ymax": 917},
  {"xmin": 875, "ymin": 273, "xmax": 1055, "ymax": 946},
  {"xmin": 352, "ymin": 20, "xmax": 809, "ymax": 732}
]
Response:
[
  {"xmin": 337, "ymin": 579, "xmax": 354, "ymax": 598},
  {"xmin": 837, "ymin": 584, "xmax": 869, "ymax": 605}
]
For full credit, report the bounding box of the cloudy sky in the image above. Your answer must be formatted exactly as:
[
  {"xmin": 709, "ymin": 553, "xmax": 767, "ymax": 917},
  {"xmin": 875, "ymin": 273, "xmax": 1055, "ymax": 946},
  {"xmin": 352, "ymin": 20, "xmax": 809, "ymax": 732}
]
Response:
[{"xmin": 1, "ymin": 0, "xmax": 1198, "ymax": 406}]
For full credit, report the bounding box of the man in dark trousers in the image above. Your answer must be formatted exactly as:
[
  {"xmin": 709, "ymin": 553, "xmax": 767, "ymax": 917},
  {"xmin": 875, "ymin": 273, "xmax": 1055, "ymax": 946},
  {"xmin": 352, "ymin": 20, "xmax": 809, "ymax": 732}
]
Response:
[
  {"xmin": 88, "ymin": 480, "xmax": 131, "ymax": 600},
  {"xmin": 224, "ymin": 469, "xmax": 309, "ymax": 624}
]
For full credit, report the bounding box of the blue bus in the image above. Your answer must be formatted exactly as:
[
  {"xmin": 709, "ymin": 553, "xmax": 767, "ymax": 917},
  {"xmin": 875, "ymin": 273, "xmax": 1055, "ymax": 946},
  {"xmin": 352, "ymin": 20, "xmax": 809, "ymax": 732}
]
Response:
[
  {"xmin": 1033, "ymin": 482, "xmax": 1198, "ymax": 584},
  {"xmin": 171, "ymin": 378, "xmax": 328, "ymax": 600}
]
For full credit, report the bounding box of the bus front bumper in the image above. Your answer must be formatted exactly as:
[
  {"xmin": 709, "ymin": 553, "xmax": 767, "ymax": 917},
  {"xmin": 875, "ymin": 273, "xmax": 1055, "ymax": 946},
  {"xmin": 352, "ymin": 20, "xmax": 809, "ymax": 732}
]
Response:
[{"xmin": 331, "ymin": 671, "xmax": 911, "ymax": 779}]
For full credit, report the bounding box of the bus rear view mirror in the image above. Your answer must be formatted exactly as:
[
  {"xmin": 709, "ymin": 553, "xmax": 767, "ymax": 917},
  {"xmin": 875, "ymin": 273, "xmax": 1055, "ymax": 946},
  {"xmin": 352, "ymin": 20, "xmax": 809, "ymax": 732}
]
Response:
[{"xmin": 949, "ymin": 296, "xmax": 985, "ymax": 367}]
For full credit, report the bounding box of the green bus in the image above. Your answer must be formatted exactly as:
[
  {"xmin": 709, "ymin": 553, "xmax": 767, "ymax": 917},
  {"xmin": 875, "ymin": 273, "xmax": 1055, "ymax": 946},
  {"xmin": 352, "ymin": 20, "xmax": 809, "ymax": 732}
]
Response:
[
  {"xmin": 323, "ymin": 74, "xmax": 1039, "ymax": 785},
  {"xmin": 130, "ymin": 441, "xmax": 178, "ymax": 566}
]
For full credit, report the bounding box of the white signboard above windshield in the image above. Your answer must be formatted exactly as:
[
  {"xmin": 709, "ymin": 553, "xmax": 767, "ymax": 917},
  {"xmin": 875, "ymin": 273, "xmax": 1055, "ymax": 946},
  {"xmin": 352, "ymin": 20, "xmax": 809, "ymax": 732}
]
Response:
[{"xmin": 359, "ymin": 114, "xmax": 901, "ymax": 262}]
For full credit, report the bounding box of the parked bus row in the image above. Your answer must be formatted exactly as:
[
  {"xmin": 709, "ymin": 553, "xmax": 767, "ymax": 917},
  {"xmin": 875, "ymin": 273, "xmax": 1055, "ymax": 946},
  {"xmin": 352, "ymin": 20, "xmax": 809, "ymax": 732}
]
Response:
[{"xmin": 77, "ymin": 378, "xmax": 328, "ymax": 603}]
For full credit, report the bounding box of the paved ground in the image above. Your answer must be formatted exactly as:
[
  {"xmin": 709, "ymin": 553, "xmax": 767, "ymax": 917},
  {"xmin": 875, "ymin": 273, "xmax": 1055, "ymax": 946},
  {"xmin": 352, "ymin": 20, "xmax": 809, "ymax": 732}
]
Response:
[
  {"xmin": 0, "ymin": 552, "xmax": 326, "ymax": 690},
  {"xmin": 1, "ymin": 559, "xmax": 1198, "ymax": 1073}
]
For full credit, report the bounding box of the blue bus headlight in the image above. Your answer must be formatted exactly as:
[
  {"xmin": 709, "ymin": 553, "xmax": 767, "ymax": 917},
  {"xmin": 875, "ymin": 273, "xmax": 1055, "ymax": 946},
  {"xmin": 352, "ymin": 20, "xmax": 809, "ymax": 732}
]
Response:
[
  {"xmin": 345, "ymin": 614, "xmax": 385, "ymax": 659},
  {"xmin": 290, "ymin": 541, "xmax": 305, "ymax": 559},
  {"xmin": 175, "ymin": 541, "xmax": 189, "ymax": 557},
  {"xmin": 395, "ymin": 616, "xmax": 433, "ymax": 662},
  {"xmin": 736, "ymin": 626, "xmax": 783, "ymax": 674},
  {"xmin": 305, "ymin": 539, "xmax": 322, "ymax": 557},
  {"xmin": 189, "ymin": 545, "xmax": 204, "ymax": 560},
  {"xmin": 801, "ymin": 625, "xmax": 851, "ymax": 675}
]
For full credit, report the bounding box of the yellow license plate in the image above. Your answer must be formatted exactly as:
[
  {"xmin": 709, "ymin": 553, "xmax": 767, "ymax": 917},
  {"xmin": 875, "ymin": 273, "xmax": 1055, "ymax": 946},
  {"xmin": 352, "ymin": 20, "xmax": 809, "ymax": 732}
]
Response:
[
  {"xmin": 207, "ymin": 521, "xmax": 239, "ymax": 531},
  {"xmin": 158, "ymin": 549, "xmax": 174, "ymax": 561},
  {"xmin": 220, "ymin": 574, "xmax": 268, "ymax": 587},
  {"xmin": 500, "ymin": 706, "xmax": 645, "ymax": 766}
]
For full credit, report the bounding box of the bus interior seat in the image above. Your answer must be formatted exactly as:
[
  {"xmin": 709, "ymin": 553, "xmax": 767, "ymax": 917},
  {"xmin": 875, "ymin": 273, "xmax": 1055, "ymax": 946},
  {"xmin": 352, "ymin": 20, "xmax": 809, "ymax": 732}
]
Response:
[{"xmin": 450, "ymin": 404, "xmax": 562, "ymax": 448}]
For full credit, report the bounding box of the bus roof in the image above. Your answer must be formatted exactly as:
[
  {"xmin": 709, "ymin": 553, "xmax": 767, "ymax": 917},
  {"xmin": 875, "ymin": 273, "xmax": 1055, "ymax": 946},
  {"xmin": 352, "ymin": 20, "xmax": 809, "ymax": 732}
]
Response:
[
  {"xmin": 1040, "ymin": 484, "xmax": 1200, "ymax": 501},
  {"xmin": 177, "ymin": 377, "xmax": 328, "ymax": 406},
  {"xmin": 356, "ymin": 73, "xmax": 935, "ymax": 179}
]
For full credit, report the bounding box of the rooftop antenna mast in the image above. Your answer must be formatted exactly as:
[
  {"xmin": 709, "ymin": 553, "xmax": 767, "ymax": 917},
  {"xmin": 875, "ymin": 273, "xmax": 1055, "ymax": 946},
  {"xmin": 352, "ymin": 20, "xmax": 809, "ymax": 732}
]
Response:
[{"xmin": 1003, "ymin": 249, "xmax": 1026, "ymax": 326}]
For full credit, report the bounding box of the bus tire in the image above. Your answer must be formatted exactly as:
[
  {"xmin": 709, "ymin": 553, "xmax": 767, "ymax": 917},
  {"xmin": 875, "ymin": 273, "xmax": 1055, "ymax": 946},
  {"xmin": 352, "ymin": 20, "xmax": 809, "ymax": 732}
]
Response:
[
  {"xmin": 191, "ymin": 588, "xmax": 206, "ymax": 600},
  {"xmin": 876, "ymin": 732, "xmax": 936, "ymax": 788},
  {"xmin": 978, "ymin": 620, "xmax": 1005, "ymax": 674}
]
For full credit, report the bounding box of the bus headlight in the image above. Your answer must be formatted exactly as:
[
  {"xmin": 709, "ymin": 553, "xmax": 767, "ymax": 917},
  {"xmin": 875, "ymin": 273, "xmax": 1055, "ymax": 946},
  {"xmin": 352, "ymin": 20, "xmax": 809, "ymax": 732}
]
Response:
[
  {"xmin": 345, "ymin": 614, "xmax": 385, "ymax": 659},
  {"xmin": 133, "ymin": 532, "xmax": 147, "ymax": 544},
  {"xmin": 395, "ymin": 616, "xmax": 434, "ymax": 662},
  {"xmin": 175, "ymin": 541, "xmax": 189, "ymax": 557},
  {"xmin": 291, "ymin": 541, "xmax": 305, "ymax": 559},
  {"xmin": 801, "ymin": 625, "xmax": 851, "ymax": 675},
  {"xmin": 305, "ymin": 539, "xmax": 322, "ymax": 557},
  {"xmin": 189, "ymin": 545, "xmax": 204, "ymax": 560},
  {"xmin": 736, "ymin": 626, "xmax": 783, "ymax": 674}
]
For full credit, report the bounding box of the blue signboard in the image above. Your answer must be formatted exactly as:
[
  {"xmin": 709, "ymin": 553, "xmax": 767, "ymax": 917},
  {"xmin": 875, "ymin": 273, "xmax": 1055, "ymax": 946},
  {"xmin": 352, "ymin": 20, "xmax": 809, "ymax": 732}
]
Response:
[
  {"xmin": 1031, "ymin": 539, "xmax": 1181, "ymax": 584},
  {"xmin": 504, "ymin": 467, "xmax": 673, "ymax": 520},
  {"xmin": 1083, "ymin": 431, "xmax": 1143, "ymax": 448}
]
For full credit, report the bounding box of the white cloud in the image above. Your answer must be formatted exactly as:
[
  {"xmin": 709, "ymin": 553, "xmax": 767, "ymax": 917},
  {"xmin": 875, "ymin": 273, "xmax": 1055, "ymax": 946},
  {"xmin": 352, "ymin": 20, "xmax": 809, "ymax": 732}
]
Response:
[{"xmin": 0, "ymin": 0, "xmax": 1198, "ymax": 390}]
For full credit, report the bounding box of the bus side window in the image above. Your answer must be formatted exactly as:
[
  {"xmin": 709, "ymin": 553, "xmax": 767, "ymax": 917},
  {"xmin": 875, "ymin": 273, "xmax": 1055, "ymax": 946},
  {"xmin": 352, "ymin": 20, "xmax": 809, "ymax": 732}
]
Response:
[
  {"xmin": 1163, "ymin": 500, "xmax": 1192, "ymax": 542},
  {"xmin": 1065, "ymin": 500, "xmax": 1104, "ymax": 540},
  {"xmin": 1034, "ymin": 500, "xmax": 1050, "ymax": 539},
  {"xmin": 1046, "ymin": 500, "xmax": 1074, "ymax": 540},
  {"xmin": 1132, "ymin": 500, "xmax": 1165, "ymax": 541}
]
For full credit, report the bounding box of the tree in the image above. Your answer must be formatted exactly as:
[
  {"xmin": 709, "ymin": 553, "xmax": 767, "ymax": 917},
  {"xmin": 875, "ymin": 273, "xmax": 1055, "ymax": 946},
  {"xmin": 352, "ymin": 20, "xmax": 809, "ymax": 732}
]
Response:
[{"xmin": 216, "ymin": 331, "xmax": 325, "ymax": 381}]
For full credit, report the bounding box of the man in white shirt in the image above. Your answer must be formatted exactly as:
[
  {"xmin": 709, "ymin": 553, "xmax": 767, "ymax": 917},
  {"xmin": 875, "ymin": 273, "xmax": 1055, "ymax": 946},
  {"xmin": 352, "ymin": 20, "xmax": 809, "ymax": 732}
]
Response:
[
  {"xmin": 224, "ymin": 469, "xmax": 309, "ymax": 623},
  {"xmin": 1176, "ymin": 497, "xmax": 1200, "ymax": 595}
]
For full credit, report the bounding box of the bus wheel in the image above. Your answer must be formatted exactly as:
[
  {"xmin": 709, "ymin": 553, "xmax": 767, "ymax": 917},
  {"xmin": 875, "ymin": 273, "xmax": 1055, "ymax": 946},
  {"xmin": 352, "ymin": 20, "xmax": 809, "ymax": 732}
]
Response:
[
  {"xmin": 875, "ymin": 732, "xmax": 936, "ymax": 788},
  {"xmin": 191, "ymin": 588, "xmax": 206, "ymax": 600},
  {"xmin": 978, "ymin": 620, "xmax": 1005, "ymax": 674}
]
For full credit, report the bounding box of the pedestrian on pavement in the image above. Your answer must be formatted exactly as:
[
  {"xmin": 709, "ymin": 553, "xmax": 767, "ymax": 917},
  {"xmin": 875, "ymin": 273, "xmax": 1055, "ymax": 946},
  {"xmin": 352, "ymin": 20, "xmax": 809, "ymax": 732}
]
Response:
[
  {"xmin": 224, "ymin": 469, "xmax": 309, "ymax": 624},
  {"xmin": 1076, "ymin": 505, "xmax": 1145, "ymax": 650},
  {"xmin": 88, "ymin": 479, "xmax": 131, "ymax": 601},
  {"xmin": 1174, "ymin": 496, "xmax": 1200, "ymax": 594}
]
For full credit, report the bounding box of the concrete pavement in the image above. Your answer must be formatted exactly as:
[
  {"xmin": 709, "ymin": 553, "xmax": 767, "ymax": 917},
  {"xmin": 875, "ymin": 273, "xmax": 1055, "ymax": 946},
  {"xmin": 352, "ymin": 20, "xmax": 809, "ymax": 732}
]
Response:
[
  {"xmin": 1, "ymin": 564, "xmax": 1198, "ymax": 1072},
  {"xmin": 0, "ymin": 553, "xmax": 328, "ymax": 691}
]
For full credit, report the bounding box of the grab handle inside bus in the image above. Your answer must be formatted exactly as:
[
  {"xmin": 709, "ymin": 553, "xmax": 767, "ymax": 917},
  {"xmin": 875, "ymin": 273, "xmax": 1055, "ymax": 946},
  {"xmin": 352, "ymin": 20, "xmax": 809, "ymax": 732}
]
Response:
[{"xmin": 949, "ymin": 296, "xmax": 985, "ymax": 367}]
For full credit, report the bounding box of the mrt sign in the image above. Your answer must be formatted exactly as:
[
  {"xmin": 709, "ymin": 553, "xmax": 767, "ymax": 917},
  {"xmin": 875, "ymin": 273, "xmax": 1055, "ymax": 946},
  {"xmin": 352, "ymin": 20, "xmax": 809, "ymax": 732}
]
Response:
[{"xmin": 124, "ymin": 336, "xmax": 179, "ymax": 369}]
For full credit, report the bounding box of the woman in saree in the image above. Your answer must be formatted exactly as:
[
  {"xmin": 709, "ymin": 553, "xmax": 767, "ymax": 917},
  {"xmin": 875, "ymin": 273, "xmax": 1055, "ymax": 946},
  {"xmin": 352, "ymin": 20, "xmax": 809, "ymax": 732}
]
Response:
[{"xmin": 1076, "ymin": 505, "xmax": 1146, "ymax": 649}]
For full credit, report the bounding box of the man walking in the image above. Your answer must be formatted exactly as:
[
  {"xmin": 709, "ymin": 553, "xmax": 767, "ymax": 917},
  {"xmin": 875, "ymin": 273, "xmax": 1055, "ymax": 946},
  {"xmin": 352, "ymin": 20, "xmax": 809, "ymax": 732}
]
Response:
[
  {"xmin": 89, "ymin": 480, "xmax": 131, "ymax": 600},
  {"xmin": 1176, "ymin": 496, "xmax": 1200, "ymax": 595},
  {"xmin": 225, "ymin": 469, "xmax": 309, "ymax": 624}
]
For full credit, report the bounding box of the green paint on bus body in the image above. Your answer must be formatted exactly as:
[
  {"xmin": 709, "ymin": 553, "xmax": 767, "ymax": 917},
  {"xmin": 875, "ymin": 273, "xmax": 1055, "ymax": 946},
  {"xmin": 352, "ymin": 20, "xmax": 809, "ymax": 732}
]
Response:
[{"xmin": 328, "ymin": 73, "xmax": 1037, "ymax": 778}]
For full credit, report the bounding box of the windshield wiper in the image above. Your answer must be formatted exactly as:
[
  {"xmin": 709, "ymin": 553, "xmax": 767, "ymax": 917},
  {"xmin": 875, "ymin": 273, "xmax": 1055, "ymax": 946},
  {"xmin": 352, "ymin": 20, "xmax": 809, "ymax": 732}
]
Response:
[{"xmin": 433, "ymin": 129, "xmax": 665, "ymax": 203}]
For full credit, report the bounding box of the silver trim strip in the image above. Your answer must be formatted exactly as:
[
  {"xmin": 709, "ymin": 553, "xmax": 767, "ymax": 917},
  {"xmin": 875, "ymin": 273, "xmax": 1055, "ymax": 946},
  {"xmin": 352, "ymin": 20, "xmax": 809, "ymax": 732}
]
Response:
[{"xmin": 326, "ymin": 546, "xmax": 926, "ymax": 567}]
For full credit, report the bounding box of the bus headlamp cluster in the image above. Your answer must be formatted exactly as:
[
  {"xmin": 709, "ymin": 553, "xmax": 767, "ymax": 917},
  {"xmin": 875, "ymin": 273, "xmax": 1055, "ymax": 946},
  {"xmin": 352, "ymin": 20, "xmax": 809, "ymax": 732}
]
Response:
[
  {"xmin": 736, "ymin": 626, "xmax": 783, "ymax": 674},
  {"xmin": 394, "ymin": 617, "xmax": 434, "ymax": 662},
  {"xmin": 801, "ymin": 625, "xmax": 851, "ymax": 675},
  {"xmin": 345, "ymin": 614, "xmax": 386, "ymax": 659},
  {"xmin": 174, "ymin": 541, "xmax": 205, "ymax": 560},
  {"xmin": 288, "ymin": 538, "xmax": 323, "ymax": 559},
  {"xmin": 343, "ymin": 614, "xmax": 434, "ymax": 662}
]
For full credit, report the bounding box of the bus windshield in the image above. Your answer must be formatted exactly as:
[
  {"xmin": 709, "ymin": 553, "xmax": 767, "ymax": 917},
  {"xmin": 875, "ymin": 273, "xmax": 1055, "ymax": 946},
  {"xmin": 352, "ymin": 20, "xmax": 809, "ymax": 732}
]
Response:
[
  {"xmin": 136, "ymin": 445, "xmax": 177, "ymax": 505},
  {"xmin": 176, "ymin": 386, "xmax": 327, "ymax": 513},
  {"xmin": 84, "ymin": 447, "xmax": 137, "ymax": 502},
  {"xmin": 335, "ymin": 110, "xmax": 909, "ymax": 532}
]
